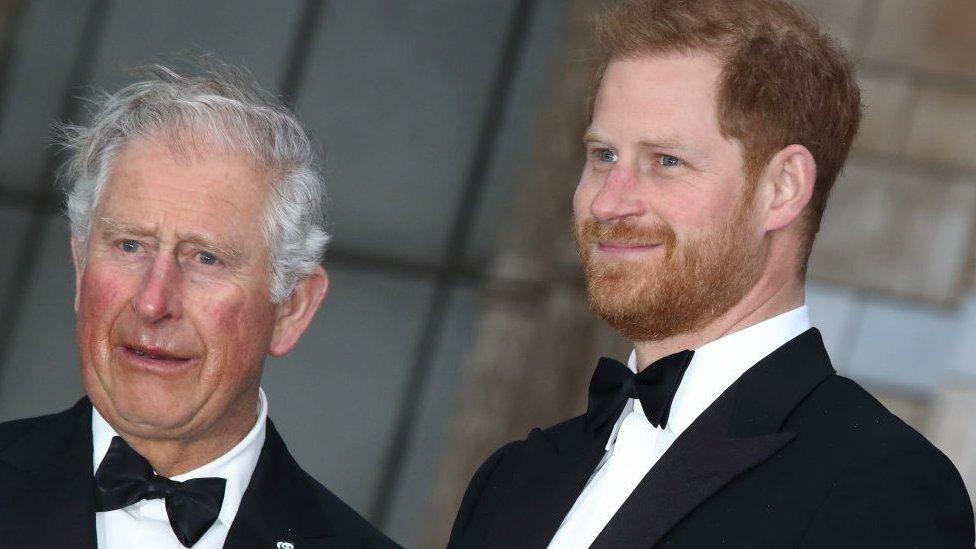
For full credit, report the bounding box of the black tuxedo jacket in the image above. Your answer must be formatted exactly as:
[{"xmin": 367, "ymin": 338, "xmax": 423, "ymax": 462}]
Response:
[
  {"xmin": 449, "ymin": 329, "xmax": 974, "ymax": 548},
  {"xmin": 0, "ymin": 398, "xmax": 399, "ymax": 548}
]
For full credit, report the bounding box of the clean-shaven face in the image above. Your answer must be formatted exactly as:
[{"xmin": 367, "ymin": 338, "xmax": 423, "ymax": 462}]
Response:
[
  {"xmin": 574, "ymin": 53, "xmax": 766, "ymax": 342},
  {"xmin": 75, "ymin": 137, "xmax": 280, "ymax": 444}
]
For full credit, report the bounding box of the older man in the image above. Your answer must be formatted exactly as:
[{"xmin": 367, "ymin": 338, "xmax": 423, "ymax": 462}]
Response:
[
  {"xmin": 449, "ymin": 1, "xmax": 974, "ymax": 547},
  {"xmin": 0, "ymin": 65, "xmax": 396, "ymax": 548}
]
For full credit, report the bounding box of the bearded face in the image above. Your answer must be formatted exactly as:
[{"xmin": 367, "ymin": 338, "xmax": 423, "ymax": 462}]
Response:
[
  {"xmin": 575, "ymin": 193, "xmax": 764, "ymax": 342},
  {"xmin": 575, "ymin": 54, "xmax": 769, "ymax": 342}
]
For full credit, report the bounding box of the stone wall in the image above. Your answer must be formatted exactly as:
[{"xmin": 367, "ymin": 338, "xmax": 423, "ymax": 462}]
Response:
[{"xmin": 799, "ymin": 0, "xmax": 976, "ymax": 305}]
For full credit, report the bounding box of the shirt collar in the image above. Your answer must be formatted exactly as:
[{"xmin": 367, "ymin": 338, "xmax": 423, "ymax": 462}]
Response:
[
  {"xmin": 609, "ymin": 306, "xmax": 811, "ymax": 446},
  {"xmin": 91, "ymin": 388, "xmax": 269, "ymax": 528}
]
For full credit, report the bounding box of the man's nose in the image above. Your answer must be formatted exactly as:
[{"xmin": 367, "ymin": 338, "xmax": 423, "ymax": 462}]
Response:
[
  {"xmin": 589, "ymin": 164, "xmax": 646, "ymax": 222},
  {"xmin": 132, "ymin": 255, "xmax": 182, "ymax": 322}
]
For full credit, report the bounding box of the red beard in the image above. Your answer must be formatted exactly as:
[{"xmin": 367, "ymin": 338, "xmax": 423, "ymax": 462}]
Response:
[{"xmin": 575, "ymin": 202, "xmax": 763, "ymax": 342}]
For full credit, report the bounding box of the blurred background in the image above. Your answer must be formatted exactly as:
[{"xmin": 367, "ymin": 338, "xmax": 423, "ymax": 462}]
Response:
[{"xmin": 0, "ymin": 0, "xmax": 973, "ymax": 546}]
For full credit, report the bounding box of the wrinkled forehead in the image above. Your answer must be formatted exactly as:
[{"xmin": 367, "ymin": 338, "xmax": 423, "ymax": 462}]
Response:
[{"xmin": 95, "ymin": 136, "xmax": 273, "ymax": 239}]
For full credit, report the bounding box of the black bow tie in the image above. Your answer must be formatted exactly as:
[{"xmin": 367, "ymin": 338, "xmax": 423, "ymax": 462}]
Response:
[
  {"xmin": 94, "ymin": 436, "xmax": 227, "ymax": 547},
  {"xmin": 585, "ymin": 350, "xmax": 694, "ymax": 432}
]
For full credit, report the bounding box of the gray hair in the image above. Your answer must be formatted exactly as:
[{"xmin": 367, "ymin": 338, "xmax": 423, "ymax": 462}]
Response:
[{"xmin": 59, "ymin": 62, "xmax": 329, "ymax": 303}]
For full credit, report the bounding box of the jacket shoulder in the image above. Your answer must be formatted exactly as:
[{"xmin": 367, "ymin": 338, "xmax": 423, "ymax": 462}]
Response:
[
  {"xmin": 0, "ymin": 400, "xmax": 88, "ymax": 453},
  {"xmin": 796, "ymin": 374, "xmax": 951, "ymax": 459},
  {"xmin": 229, "ymin": 418, "xmax": 400, "ymax": 547},
  {"xmin": 0, "ymin": 415, "xmax": 47, "ymax": 450},
  {"xmin": 793, "ymin": 375, "xmax": 974, "ymax": 546},
  {"xmin": 296, "ymin": 468, "xmax": 400, "ymax": 547},
  {"xmin": 456, "ymin": 412, "xmax": 590, "ymax": 494},
  {"xmin": 448, "ymin": 414, "xmax": 589, "ymax": 547},
  {"xmin": 447, "ymin": 439, "xmax": 524, "ymax": 548}
]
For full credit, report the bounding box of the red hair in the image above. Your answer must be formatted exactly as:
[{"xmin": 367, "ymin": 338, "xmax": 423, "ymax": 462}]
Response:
[{"xmin": 590, "ymin": 0, "xmax": 862, "ymax": 256}]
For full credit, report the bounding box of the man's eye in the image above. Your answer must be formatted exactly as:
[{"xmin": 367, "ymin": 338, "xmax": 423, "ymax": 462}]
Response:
[
  {"xmin": 197, "ymin": 251, "xmax": 220, "ymax": 266},
  {"xmin": 598, "ymin": 149, "xmax": 619, "ymax": 163},
  {"xmin": 658, "ymin": 155, "xmax": 682, "ymax": 167},
  {"xmin": 120, "ymin": 240, "xmax": 141, "ymax": 253}
]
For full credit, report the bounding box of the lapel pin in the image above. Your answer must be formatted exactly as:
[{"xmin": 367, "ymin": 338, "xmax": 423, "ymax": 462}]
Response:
[{"xmin": 276, "ymin": 542, "xmax": 295, "ymax": 549}]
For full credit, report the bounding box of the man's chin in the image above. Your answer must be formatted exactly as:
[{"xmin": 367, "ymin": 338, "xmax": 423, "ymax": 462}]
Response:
[
  {"xmin": 586, "ymin": 270, "xmax": 656, "ymax": 300},
  {"xmin": 585, "ymin": 276, "xmax": 711, "ymax": 342},
  {"xmin": 92, "ymin": 388, "xmax": 200, "ymax": 439},
  {"xmin": 592, "ymin": 304, "xmax": 698, "ymax": 343},
  {"xmin": 588, "ymin": 286, "xmax": 657, "ymax": 332}
]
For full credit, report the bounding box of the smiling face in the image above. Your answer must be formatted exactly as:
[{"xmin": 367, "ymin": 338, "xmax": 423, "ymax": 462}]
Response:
[
  {"xmin": 574, "ymin": 53, "xmax": 766, "ymax": 342},
  {"xmin": 74, "ymin": 137, "xmax": 282, "ymax": 445}
]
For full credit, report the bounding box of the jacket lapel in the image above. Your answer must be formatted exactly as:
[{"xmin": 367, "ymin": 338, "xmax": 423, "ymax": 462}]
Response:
[
  {"xmin": 591, "ymin": 393, "xmax": 794, "ymax": 548},
  {"xmin": 0, "ymin": 398, "xmax": 97, "ymax": 548},
  {"xmin": 223, "ymin": 419, "xmax": 336, "ymax": 549},
  {"xmin": 592, "ymin": 328, "xmax": 835, "ymax": 548},
  {"xmin": 483, "ymin": 420, "xmax": 613, "ymax": 548}
]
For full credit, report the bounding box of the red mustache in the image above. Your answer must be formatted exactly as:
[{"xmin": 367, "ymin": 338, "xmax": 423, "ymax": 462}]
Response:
[{"xmin": 576, "ymin": 219, "xmax": 677, "ymax": 248}]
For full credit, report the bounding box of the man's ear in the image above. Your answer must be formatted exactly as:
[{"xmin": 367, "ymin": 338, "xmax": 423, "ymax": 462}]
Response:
[
  {"xmin": 70, "ymin": 236, "xmax": 84, "ymax": 313},
  {"xmin": 761, "ymin": 144, "xmax": 817, "ymax": 232},
  {"xmin": 268, "ymin": 266, "xmax": 329, "ymax": 357}
]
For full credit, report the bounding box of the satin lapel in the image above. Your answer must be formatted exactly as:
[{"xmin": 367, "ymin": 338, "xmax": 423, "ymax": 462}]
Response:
[
  {"xmin": 0, "ymin": 398, "xmax": 97, "ymax": 549},
  {"xmin": 592, "ymin": 328, "xmax": 834, "ymax": 548},
  {"xmin": 484, "ymin": 421, "xmax": 611, "ymax": 548},
  {"xmin": 592, "ymin": 393, "xmax": 793, "ymax": 548},
  {"xmin": 224, "ymin": 419, "xmax": 335, "ymax": 549}
]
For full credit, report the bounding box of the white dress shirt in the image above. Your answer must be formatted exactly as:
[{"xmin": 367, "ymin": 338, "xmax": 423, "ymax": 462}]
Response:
[
  {"xmin": 548, "ymin": 307, "xmax": 812, "ymax": 548},
  {"xmin": 93, "ymin": 388, "xmax": 268, "ymax": 549}
]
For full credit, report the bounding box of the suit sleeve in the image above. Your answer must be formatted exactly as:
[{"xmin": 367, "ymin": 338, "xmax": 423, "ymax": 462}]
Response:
[
  {"xmin": 799, "ymin": 444, "xmax": 975, "ymax": 548},
  {"xmin": 447, "ymin": 442, "xmax": 520, "ymax": 549}
]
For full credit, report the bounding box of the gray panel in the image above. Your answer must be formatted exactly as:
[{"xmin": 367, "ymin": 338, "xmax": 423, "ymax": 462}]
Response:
[
  {"xmin": 297, "ymin": 0, "xmax": 518, "ymax": 263},
  {"xmin": 806, "ymin": 281, "xmax": 863, "ymax": 371},
  {"xmin": 89, "ymin": 0, "xmax": 304, "ymax": 93},
  {"xmin": 947, "ymin": 293, "xmax": 976, "ymax": 379},
  {"xmin": 846, "ymin": 296, "xmax": 962, "ymax": 393},
  {"xmin": 0, "ymin": 0, "xmax": 93, "ymax": 192},
  {"xmin": 262, "ymin": 264, "xmax": 435, "ymax": 515},
  {"xmin": 384, "ymin": 284, "xmax": 479, "ymax": 547},
  {"xmin": 0, "ymin": 216, "xmax": 82, "ymax": 421},
  {"xmin": 0, "ymin": 205, "xmax": 32, "ymax": 302},
  {"xmin": 465, "ymin": 0, "xmax": 573, "ymax": 265}
]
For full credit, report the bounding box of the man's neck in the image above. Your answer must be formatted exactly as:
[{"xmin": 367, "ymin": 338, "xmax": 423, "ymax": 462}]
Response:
[
  {"xmin": 110, "ymin": 398, "xmax": 260, "ymax": 477},
  {"xmin": 633, "ymin": 277, "xmax": 805, "ymax": 371},
  {"xmin": 130, "ymin": 420, "xmax": 256, "ymax": 477}
]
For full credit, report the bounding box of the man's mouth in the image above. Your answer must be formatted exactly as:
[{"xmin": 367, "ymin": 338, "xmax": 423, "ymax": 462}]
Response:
[
  {"xmin": 130, "ymin": 347, "xmax": 175, "ymax": 360},
  {"xmin": 121, "ymin": 345, "xmax": 193, "ymax": 367},
  {"xmin": 597, "ymin": 241, "xmax": 662, "ymax": 252}
]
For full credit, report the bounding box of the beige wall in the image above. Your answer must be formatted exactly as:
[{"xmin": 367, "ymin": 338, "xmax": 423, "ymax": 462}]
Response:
[{"xmin": 798, "ymin": 0, "xmax": 976, "ymax": 304}]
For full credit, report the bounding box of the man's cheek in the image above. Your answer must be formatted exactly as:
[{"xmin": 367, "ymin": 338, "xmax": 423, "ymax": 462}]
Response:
[
  {"xmin": 573, "ymin": 183, "xmax": 597, "ymax": 218},
  {"xmin": 203, "ymin": 296, "xmax": 271, "ymax": 349},
  {"xmin": 76, "ymin": 272, "xmax": 125, "ymax": 373},
  {"xmin": 78, "ymin": 271, "xmax": 126, "ymax": 322}
]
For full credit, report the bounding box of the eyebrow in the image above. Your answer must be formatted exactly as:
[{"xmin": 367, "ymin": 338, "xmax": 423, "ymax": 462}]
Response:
[
  {"xmin": 582, "ymin": 130, "xmax": 608, "ymax": 144},
  {"xmin": 97, "ymin": 218, "xmax": 155, "ymax": 238},
  {"xmin": 637, "ymin": 137, "xmax": 687, "ymax": 151},
  {"xmin": 96, "ymin": 217, "xmax": 244, "ymax": 263},
  {"xmin": 583, "ymin": 130, "xmax": 687, "ymax": 151}
]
